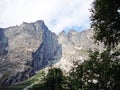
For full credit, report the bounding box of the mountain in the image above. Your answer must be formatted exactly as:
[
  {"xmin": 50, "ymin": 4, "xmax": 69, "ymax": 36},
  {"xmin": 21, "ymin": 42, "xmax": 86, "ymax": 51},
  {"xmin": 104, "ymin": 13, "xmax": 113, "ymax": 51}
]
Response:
[
  {"xmin": 0, "ymin": 20, "xmax": 100, "ymax": 86},
  {"xmin": 0, "ymin": 20, "xmax": 62, "ymax": 86},
  {"xmin": 54, "ymin": 29, "xmax": 102, "ymax": 71}
]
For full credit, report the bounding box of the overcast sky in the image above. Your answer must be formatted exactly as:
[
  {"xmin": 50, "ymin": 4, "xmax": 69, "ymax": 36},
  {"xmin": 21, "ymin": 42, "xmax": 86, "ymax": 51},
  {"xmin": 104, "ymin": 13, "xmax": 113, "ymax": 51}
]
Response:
[{"xmin": 0, "ymin": 0, "xmax": 93, "ymax": 34}]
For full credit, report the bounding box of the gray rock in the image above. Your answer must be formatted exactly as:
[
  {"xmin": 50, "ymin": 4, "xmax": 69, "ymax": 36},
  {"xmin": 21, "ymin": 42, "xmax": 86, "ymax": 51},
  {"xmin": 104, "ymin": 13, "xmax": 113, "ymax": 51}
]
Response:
[
  {"xmin": 0, "ymin": 20, "xmax": 62, "ymax": 86},
  {"xmin": 31, "ymin": 29, "xmax": 62, "ymax": 71},
  {"xmin": 0, "ymin": 28, "xmax": 8, "ymax": 55},
  {"xmin": 0, "ymin": 20, "xmax": 104, "ymax": 86}
]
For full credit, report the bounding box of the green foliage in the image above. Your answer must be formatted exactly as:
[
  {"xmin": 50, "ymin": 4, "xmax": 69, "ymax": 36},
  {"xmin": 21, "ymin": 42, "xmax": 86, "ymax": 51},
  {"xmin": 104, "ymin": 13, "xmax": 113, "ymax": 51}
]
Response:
[
  {"xmin": 45, "ymin": 67, "xmax": 65, "ymax": 90},
  {"xmin": 63, "ymin": 1, "xmax": 120, "ymax": 90},
  {"xmin": 29, "ymin": 67, "xmax": 66, "ymax": 90},
  {"xmin": 67, "ymin": 0, "xmax": 120, "ymax": 89},
  {"xmin": 68, "ymin": 50, "xmax": 120, "ymax": 90},
  {"xmin": 29, "ymin": 82, "xmax": 46, "ymax": 90},
  {"xmin": 91, "ymin": 0, "xmax": 120, "ymax": 48}
]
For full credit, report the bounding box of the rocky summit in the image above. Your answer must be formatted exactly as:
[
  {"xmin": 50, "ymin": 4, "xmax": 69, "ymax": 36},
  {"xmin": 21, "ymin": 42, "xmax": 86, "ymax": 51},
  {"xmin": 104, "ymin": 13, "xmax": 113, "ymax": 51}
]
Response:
[
  {"xmin": 0, "ymin": 20, "xmax": 100, "ymax": 86},
  {"xmin": 0, "ymin": 20, "xmax": 62, "ymax": 86}
]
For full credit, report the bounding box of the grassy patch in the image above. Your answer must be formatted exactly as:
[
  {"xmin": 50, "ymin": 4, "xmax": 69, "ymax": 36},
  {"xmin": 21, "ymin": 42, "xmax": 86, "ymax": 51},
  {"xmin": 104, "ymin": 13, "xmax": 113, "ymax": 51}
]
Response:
[{"xmin": 0, "ymin": 70, "xmax": 45, "ymax": 90}]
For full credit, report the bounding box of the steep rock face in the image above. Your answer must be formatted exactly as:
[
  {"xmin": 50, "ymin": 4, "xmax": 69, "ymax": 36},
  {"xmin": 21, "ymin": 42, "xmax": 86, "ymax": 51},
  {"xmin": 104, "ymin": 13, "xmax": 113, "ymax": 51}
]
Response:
[
  {"xmin": 67, "ymin": 29, "xmax": 96, "ymax": 49},
  {"xmin": 54, "ymin": 29, "xmax": 99, "ymax": 71},
  {"xmin": 31, "ymin": 29, "xmax": 62, "ymax": 71},
  {"xmin": 0, "ymin": 20, "xmax": 62, "ymax": 86}
]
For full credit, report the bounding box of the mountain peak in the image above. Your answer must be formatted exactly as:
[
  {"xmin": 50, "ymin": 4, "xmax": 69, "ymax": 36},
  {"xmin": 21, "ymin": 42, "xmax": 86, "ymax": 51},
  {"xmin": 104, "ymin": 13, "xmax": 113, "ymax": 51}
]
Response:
[
  {"xmin": 35, "ymin": 20, "xmax": 44, "ymax": 24},
  {"xmin": 22, "ymin": 22, "xmax": 28, "ymax": 24},
  {"xmin": 68, "ymin": 29, "xmax": 79, "ymax": 34},
  {"xmin": 20, "ymin": 20, "xmax": 45, "ymax": 26},
  {"xmin": 59, "ymin": 30, "xmax": 66, "ymax": 35}
]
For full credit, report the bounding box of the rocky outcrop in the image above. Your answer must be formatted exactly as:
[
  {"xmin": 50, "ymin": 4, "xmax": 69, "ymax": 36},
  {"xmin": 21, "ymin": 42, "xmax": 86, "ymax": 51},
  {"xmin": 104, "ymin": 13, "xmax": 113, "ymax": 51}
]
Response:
[
  {"xmin": 1, "ymin": 68, "xmax": 34, "ymax": 86},
  {"xmin": 67, "ymin": 29, "xmax": 95, "ymax": 49},
  {"xmin": 0, "ymin": 20, "xmax": 62, "ymax": 86},
  {"xmin": 54, "ymin": 29, "xmax": 100, "ymax": 71}
]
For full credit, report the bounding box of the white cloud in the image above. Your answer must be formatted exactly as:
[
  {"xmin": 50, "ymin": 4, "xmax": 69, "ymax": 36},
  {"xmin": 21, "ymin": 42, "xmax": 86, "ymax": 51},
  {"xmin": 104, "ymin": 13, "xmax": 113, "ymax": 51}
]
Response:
[{"xmin": 0, "ymin": 0, "xmax": 93, "ymax": 34}]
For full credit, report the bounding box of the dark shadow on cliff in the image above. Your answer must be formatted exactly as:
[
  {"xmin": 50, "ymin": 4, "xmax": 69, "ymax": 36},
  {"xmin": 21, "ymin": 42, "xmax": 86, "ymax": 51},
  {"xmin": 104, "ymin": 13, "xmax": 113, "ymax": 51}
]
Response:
[
  {"xmin": 0, "ymin": 28, "xmax": 8, "ymax": 55},
  {"xmin": 30, "ymin": 24, "xmax": 62, "ymax": 71}
]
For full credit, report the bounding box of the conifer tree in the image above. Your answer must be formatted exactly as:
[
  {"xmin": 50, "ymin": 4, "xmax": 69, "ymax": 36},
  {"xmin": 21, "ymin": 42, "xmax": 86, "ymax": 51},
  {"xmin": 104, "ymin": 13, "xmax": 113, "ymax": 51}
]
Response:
[{"xmin": 91, "ymin": 0, "xmax": 120, "ymax": 48}]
